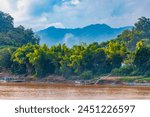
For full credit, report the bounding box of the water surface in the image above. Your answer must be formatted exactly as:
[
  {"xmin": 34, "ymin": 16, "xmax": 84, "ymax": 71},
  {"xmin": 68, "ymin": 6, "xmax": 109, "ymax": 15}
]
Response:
[{"xmin": 0, "ymin": 82, "xmax": 150, "ymax": 100}]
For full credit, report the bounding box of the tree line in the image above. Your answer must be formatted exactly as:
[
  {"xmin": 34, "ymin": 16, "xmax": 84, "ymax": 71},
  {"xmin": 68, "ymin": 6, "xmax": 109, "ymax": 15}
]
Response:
[{"xmin": 0, "ymin": 11, "xmax": 150, "ymax": 79}]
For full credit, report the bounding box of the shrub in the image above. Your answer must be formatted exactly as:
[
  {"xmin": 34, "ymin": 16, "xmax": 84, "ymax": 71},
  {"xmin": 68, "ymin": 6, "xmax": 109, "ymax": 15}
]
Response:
[
  {"xmin": 137, "ymin": 77, "xmax": 150, "ymax": 83},
  {"xmin": 144, "ymin": 70, "xmax": 150, "ymax": 77},
  {"xmin": 79, "ymin": 71, "xmax": 93, "ymax": 80},
  {"xmin": 130, "ymin": 70, "xmax": 140, "ymax": 76},
  {"xmin": 112, "ymin": 65, "xmax": 136, "ymax": 76},
  {"xmin": 0, "ymin": 66, "xmax": 2, "ymax": 72},
  {"xmin": 111, "ymin": 68, "xmax": 121, "ymax": 76},
  {"xmin": 118, "ymin": 77, "xmax": 135, "ymax": 82}
]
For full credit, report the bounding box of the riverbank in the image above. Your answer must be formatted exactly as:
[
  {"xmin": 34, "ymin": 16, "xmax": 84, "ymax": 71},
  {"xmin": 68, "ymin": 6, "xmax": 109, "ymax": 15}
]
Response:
[
  {"xmin": 95, "ymin": 76, "xmax": 150, "ymax": 86},
  {"xmin": 1, "ymin": 72, "xmax": 150, "ymax": 86}
]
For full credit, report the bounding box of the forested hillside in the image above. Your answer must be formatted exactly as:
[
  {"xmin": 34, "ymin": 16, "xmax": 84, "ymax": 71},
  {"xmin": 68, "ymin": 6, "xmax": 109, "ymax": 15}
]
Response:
[
  {"xmin": 0, "ymin": 11, "xmax": 150, "ymax": 79},
  {"xmin": 37, "ymin": 24, "xmax": 131, "ymax": 47}
]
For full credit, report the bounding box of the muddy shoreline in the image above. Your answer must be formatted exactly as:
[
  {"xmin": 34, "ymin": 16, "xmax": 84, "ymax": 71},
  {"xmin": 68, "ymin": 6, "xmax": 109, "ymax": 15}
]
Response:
[{"xmin": 0, "ymin": 72, "xmax": 150, "ymax": 87}]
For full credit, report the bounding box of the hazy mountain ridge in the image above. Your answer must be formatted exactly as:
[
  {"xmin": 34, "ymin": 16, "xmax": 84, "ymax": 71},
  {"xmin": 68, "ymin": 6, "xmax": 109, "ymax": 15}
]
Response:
[{"xmin": 37, "ymin": 24, "xmax": 132, "ymax": 47}]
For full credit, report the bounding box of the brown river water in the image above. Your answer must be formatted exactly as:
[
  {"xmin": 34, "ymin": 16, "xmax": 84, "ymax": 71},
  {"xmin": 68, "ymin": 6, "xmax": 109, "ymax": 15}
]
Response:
[{"xmin": 0, "ymin": 82, "xmax": 150, "ymax": 100}]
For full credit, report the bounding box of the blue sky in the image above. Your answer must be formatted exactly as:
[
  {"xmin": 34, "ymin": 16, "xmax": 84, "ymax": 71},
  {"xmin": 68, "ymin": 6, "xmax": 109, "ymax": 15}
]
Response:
[{"xmin": 0, "ymin": 0, "xmax": 150, "ymax": 31}]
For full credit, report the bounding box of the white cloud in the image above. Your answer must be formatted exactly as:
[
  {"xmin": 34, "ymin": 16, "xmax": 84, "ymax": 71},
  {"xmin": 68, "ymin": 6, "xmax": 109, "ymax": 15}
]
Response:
[
  {"xmin": 0, "ymin": 0, "xmax": 150, "ymax": 30},
  {"xmin": 54, "ymin": 0, "xmax": 150, "ymax": 28},
  {"xmin": 0, "ymin": 0, "xmax": 31, "ymax": 27},
  {"xmin": 0, "ymin": 0, "xmax": 15, "ymax": 12}
]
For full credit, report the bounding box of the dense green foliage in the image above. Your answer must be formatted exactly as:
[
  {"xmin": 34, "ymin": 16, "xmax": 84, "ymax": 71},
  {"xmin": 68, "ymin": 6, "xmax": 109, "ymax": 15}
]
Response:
[
  {"xmin": 0, "ymin": 47, "xmax": 16, "ymax": 70},
  {"xmin": 9, "ymin": 38, "xmax": 138, "ymax": 78},
  {"xmin": 0, "ymin": 11, "xmax": 150, "ymax": 79},
  {"xmin": 0, "ymin": 11, "xmax": 39, "ymax": 74},
  {"xmin": 0, "ymin": 11, "xmax": 14, "ymax": 32},
  {"xmin": 0, "ymin": 11, "xmax": 39, "ymax": 47},
  {"xmin": 134, "ymin": 46, "xmax": 150, "ymax": 76}
]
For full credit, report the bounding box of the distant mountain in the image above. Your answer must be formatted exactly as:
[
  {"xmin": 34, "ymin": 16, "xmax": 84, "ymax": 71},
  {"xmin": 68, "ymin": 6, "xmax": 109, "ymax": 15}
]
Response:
[{"xmin": 36, "ymin": 24, "xmax": 132, "ymax": 47}]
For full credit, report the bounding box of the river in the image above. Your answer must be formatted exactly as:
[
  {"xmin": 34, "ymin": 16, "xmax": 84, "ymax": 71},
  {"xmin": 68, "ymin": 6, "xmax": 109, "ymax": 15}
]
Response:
[{"xmin": 0, "ymin": 82, "xmax": 150, "ymax": 99}]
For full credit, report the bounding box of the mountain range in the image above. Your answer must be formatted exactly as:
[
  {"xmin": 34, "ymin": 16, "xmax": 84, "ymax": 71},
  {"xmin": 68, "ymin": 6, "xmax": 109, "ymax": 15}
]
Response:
[{"xmin": 37, "ymin": 24, "xmax": 132, "ymax": 47}]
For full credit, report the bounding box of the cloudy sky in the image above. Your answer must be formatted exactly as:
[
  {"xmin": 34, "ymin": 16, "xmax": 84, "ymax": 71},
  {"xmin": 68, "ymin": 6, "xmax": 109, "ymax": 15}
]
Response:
[{"xmin": 0, "ymin": 0, "xmax": 150, "ymax": 31}]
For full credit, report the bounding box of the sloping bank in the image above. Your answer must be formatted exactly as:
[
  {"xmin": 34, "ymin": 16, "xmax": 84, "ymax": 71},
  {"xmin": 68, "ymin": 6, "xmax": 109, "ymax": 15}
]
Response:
[{"xmin": 96, "ymin": 76, "xmax": 150, "ymax": 86}]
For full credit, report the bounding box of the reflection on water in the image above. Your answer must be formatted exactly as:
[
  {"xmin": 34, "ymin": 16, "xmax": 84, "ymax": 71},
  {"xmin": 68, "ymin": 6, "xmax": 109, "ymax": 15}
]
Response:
[{"xmin": 0, "ymin": 82, "xmax": 150, "ymax": 99}]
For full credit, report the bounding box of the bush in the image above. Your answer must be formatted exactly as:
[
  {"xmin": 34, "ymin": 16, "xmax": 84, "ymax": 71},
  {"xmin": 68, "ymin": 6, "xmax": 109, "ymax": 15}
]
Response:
[
  {"xmin": 144, "ymin": 70, "xmax": 150, "ymax": 77},
  {"xmin": 0, "ymin": 48, "xmax": 12, "ymax": 69},
  {"xmin": 118, "ymin": 77, "xmax": 135, "ymax": 82},
  {"xmin": 111, "ymin": 68, "xmax": 121, "ymax": 76},
  {"xmin": 11, "ymin": 62, "xmax": 27, "ymax": 75},
  {"xmin": 79, "ymin": 71, "xmax": 93, "ymax": 80},
  {"xmin": 0, "ymin": 66, "xmax": 2, "ymax": 72},
  {"xmin": 130, "ymin": 70, "xmax": 140, "ymax": 76},
  {"xmin": 111, "ymin": 65, "xmax": 136, "ymax": 76},
  {"xmin": 136, "ymin": 77, "xmax": 150, "ymax": 83}
]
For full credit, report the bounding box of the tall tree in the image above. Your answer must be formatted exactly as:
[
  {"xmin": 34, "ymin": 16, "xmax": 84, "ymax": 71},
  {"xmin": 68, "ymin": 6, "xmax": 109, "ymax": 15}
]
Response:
[
  {"xmin": 0, "ymin": 11, "xmax": 14, "ymax": 32},
  {"xmin": 134, "ymin": 46, "xmax": 150, "ymax": 74}
]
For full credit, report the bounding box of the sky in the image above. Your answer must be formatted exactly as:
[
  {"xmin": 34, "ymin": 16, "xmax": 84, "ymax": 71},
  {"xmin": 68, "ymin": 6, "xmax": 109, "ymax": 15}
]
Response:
[{"xmin": 0, "ymin": 0, "xmax": 150, "ymax": 31}]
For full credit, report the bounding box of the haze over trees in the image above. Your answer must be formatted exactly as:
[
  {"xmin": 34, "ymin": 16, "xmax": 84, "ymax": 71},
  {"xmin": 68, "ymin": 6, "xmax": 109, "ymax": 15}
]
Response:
[
  {"xmin": 37, "ymin": 24, "xmax": 131, "ymax": 47},
  {"xmin": 0, "ymin": 11, "xmax": 150, "ymax": 79}
]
